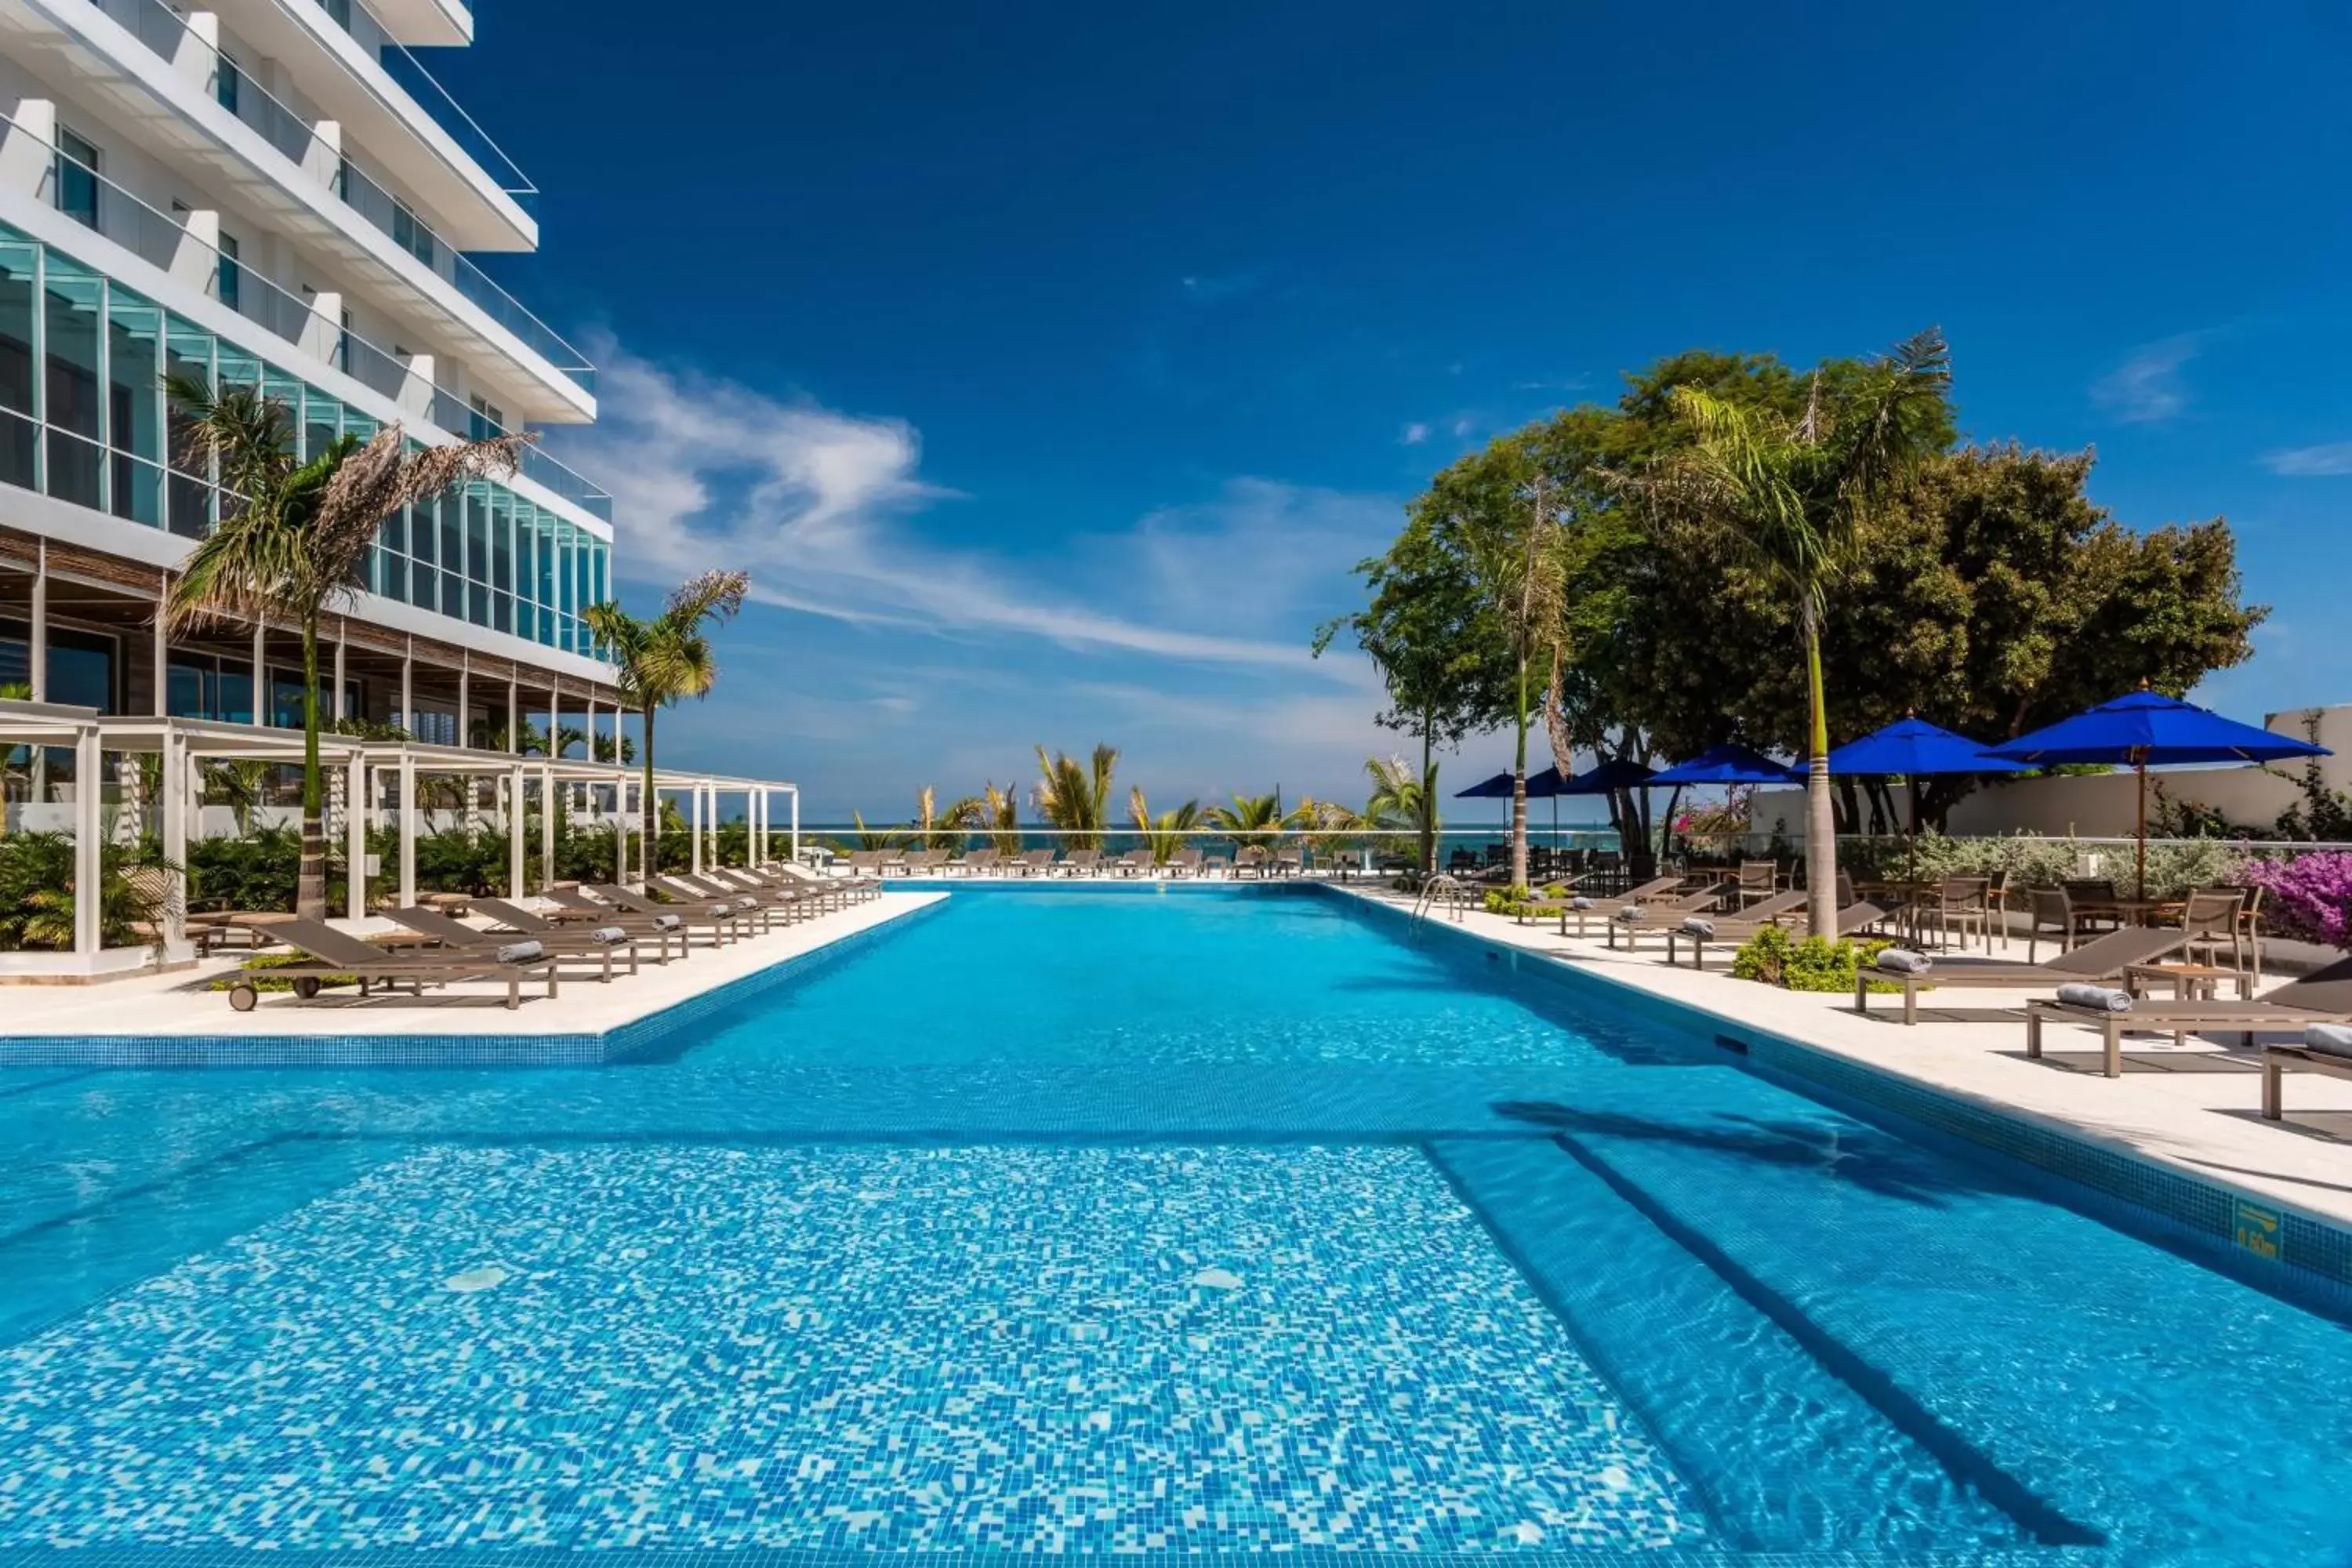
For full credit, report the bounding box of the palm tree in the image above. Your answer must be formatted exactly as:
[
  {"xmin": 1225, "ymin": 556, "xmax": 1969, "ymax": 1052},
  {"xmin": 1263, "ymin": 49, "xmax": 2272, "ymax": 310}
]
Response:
[
  {"xmin": 1128, "ymin": 787, "xmax": 1201, "ymax": 865},
  {"xmin": 1363, "ymin": 753, "xmax": 1438, "ymax": 872},
  {"xmin": 1633, "ymin": 328, "xmax": 1951, "ymax": 935},
  {"xmin": 582, "ymin": 570, "xmax": 751, "ymax": 856},
  {"xmin": 165, "ymin": 373, "xmax": 524, "ymax": 916},
  {"xmin": 1203, "ymin": 790, "xmax": 1298, "ymax": 862},
  {"xmin": 1032, "ymin": 744, "xmax": 1117, "ymax": 849},
  {"xmin": 981, "ymin": 782, "xmax": 1023, "ymax": 855},
  {"xmin": 1458, "ymin": 459, "xmax": 1567, "ymax": 894}
]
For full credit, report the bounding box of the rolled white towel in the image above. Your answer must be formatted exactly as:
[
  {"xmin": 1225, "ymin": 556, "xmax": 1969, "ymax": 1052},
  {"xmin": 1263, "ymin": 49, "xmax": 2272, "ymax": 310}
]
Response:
[
  {"xmin": 1569, "ymin": 895, "xmax": 1594, "ymax": 910},
  {"xmin": 1875, "ymin": 949, "xmax": 1933, "ymax": 975},
  {"xmin": 731, "ymin": 896, "xmax": 759, "ymax": 911},
  {"xmin": 651, "ymin": 914, "xmax": 683, "ymax": 932},
  {"xmin": 590, "ymin": 925, "xmax": 630, "ymax": 946},
  {"xmin": 2056, "ymin": 982, "xmax": 2133, "ymax": 1014},
  {"xmin": 707, "ymin": 904, "xmax": 735, "ymax": 919},
  {"xmin": 2304, "ymin": 1023, "xmax": 2352, "ymax": 1059},
  {"xmin": 1614, "ymin": 906, "xmax": 1641, "ymax": 922},
  {"xmin": 495, "ymin": 939, "xmax": 545, "ymax": 965},
  {"xmin": 1682, "ymin": 916, "xmax": 1715, "ymax": 938}
]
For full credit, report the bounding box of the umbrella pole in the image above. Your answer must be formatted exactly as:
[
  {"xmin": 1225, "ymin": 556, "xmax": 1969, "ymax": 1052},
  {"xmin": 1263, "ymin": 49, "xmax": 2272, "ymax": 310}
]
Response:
[{"xmin": 2135, "ymin": 758, "xmax": 2149, "ymax": 899}]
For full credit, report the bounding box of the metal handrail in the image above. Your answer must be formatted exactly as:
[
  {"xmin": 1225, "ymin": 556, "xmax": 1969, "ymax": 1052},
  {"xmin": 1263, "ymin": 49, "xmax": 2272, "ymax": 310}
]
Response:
[
  {"xmin": 11, "ymin": 118, "xmax": 613, "ymax": 521},
  {"xmin": 84, "ymin": 0, "xmax": 591, "ymax": 391}
]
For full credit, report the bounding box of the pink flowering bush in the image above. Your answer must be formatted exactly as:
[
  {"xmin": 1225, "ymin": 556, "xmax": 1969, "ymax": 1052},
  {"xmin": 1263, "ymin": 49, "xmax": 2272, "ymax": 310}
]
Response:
[{"xmin": 2240, "ymin": 853, "xmax": 2352, "ymax": 951}]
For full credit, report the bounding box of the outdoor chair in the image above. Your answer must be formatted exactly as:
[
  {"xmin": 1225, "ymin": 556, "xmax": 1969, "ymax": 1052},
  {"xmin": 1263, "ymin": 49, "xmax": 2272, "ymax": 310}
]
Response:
[
  {"xmin": 1661, "ymin": 888, "xmax": 1812, "ymax": 967},
  {"xmin": 1018, "ymin": 848, "xmax": 1058, "ymax": 877},
  {"xmin": 2063, "ymin": 879, "xmax": 2123, "ymax": 935},
  {"xmin": 1859, "ymin": 924, "xmax": 2188, "ymax": 1025},
  {"xmin": 2176, "ymin": 889, "xmax": 2248, "ymax": 973},
  {"xmin": 472, "ymin": 896, "xmax": 684, "ymax": 962},
  {"xmin": 1234, "ymin": 845, "xmax": 1271, "ymax": 879},
  {"xmin": 1735, "ymin": 860, "xmax": 1779, "ymax": 909},
  {"xmin": 1062, "ymin": 848, "xmax": 1102, "ymax": 877},
  {"xmin": 2028, "ymin": 956, "xmax": 2352, "ymax": 1080},
  {"xmin": 649, "ymin": 874, "xmax": 783, "ymax": 931},
  {"xmin": 1171, "ymin": 847, "xmax": 1204, "ymax": 877},
  {"xmin": 1924, "ymin": 875, "xmax": 1993, "ymax": 952},
  {"xmin": 220, "ymin": 916, "xmax": 559, "ymax": 1012},
  {"xmin": 579, "ymin": 884, "xmax": 743, "ymax": 946},
  {"xmin": 2025, "ymin": 888, "xmax": 2090, "ymax": 963},
  {"xmin": 382, "ymin": 905, "xmax": 645, "ymax": 982},
  {"xmin": 961, "ymin": 848, "xmax": 1000, "ymax": 875},
  {"xmin": 1607, "ymin": 882, "xmax": 1735, "ymax": 951}
]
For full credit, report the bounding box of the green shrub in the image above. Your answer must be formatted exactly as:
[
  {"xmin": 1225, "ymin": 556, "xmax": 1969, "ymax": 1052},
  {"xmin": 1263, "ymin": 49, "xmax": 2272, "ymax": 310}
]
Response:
[
  {"xmin": 207, "ymin": 950, "xmax": 358, "ymax": 993},
  {"xmin": 0, "ymin": 832, "xmax": 172, "ymax": 950},
  {"xmin": 1730, "ymin": 924, "xmax": 1897, "ymax": 992},
  {"xmin": 1483, "ymin": 881, "xmax": 1572, "ymax": 918}
]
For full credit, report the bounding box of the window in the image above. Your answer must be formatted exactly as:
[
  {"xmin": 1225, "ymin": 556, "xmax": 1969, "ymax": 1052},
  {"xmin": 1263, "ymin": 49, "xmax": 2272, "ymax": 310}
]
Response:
[
  {"xmin": 216, "ymin": 231, "xmax": 241, "ymax": 313},
  {"xmin": 390, "ymin": 201, "xmax": 435, "ymax": 267},
  {"xmin": 216, "ymin": 54, "xmax": 242, "ymax": 115},
  {"xmin": 467, "ymin": 394, "xmax": 503, "ymax": 441},
  {"xmin": 53, "ymin": 127, "xmax": 99, "ymax": 229}
]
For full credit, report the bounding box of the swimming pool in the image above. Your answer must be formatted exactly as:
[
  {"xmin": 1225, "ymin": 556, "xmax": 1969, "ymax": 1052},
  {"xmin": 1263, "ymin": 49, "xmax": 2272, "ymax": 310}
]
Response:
[{"xmin": 1, "ymin": 884, "xmax": 2347, "ymax": 1563}]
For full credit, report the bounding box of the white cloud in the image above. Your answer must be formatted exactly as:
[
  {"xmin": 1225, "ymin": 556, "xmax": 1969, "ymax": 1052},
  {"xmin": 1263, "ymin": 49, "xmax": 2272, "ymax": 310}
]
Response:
[
  {"xmin": 2090, "ymin": 333, "xmax": 2204, "ymax": 423},
  {"xmin": 559, "ymin": 345, "xmax": 1385, "ymax": 670},
  {"xmin": 1399, "ymin": 421, "xmax": 1430, "ymax": 446},
  {"xmin": 2261, "ymin": 442, "xmax": 2352, "ymax": 477},
  {"xmin": 1450, "ymin": 415, "xmax": 1476, "ymax": 437}
]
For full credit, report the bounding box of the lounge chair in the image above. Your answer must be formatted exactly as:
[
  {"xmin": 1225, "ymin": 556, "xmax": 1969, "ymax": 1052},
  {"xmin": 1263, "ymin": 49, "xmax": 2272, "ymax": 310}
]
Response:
[
  {"xmin": 650, "ymin": 874, "xmax": 787, "ymax": 931},
  {"xmin": 1541, "ymin": 875, "xmax": 1687, "ymax": 938},
  {"xmin": 580, "ymin": 884, "xmax": 745, "ymax": 946},
  {"xmin": 220, "ymin": 916, "xmax": 559, "ymax": 1012},
  {"xmin": 1233, "ymin": 845, "xmax": 1271, "ymax": 880},
  {"xmin": 961, "ymin": 847, "xmax": 1000, "ymax": 876},
  {"xmin": 2263, "ymin": 1014, "xmax": 2352, "ymax": 1123},
  {"xmin": 1662, "ymin": 887, "xmax": 1810, "ymax": 967},
  {"xmin": 901, "ymin": 849, "xmax": 942, "ymax": 875},
  {"xmin": 693, "ymin": 869, "xmax": 829, "ymax": 923},
  {"xmin": 1171, "ymin": 847, "xmax": 1204, "ymax": 878},
  {"xmin": 1510, "ymin": 875, "xmax": 1591, "ymax": 927},
  {"xmin": 538, "ymin": 886, "xmax": 717, "ymax": 952},
  {"xmin": 1861, "ymin": 924, "xmax": 2190, "ymax": 1026},
  {"xmin": 472, "ymin": 896, "xmax": 684, "ymax": 963},
  {"xmin": 1606, "ymin": 883, "xmax": 1735, "ymax": 951},
  {"xmin": 711, "ymin": 865, "xmax": 845, "ymax": 915},
  {"xmin": 1062, "ymin": 848, "xmax": 1102, "ymax": 877},
  {"xmin": 1113, "ymin": 848, "xmax": 1154, "ymax": 877},
  {"xmin": 380, "ymin": 905, "xmax": 646, "ymax": 982},
  {"xmin": 2027, "ymin": 956, "xmax": 2352, "ymax": 1080},
  {"xmin": 1017, "ymin": 848, "xmax": 1057, "ymax": 877}
]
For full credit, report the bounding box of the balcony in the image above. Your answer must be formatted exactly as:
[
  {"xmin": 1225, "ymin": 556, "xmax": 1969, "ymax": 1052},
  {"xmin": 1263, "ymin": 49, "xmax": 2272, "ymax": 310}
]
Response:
[
  {"xmin": 7, "ymin": 0, "xmax": 592, "ymax": 414},
  {"xmin": 3, "ymin": 115, "xmax": 612, "ymax": 522}
]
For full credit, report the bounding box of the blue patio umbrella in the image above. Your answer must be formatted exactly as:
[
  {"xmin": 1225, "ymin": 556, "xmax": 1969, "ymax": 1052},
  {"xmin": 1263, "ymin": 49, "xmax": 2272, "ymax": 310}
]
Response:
[
  {"xmin": 1647, "ymin": 743, "xmax": 1805, "ymax": 787},
  {"xmin": 1455, "ymin": 767, "xmax": 1566, "ymax": 847},
  {"xmin": 1560, "ymin": 757, "xmax": 1661, "ymax": 794},
  {"xmin": 1828, "ymin": 715, "xmax": 2032, "ymax": 880},
  {"xmin": 1989, "ymin": 688, "xmax": 2330, "ymax": 895}
]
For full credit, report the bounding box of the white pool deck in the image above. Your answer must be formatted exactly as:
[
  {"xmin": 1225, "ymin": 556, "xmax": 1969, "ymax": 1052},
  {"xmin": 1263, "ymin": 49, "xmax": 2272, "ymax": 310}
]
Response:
[
  {"xmin": 1335, "ymin": 885, "xmax": 2352, "ymax": 1231},
  {"xmin": 2, "ymin": 874, "xmax": 2347, "ymax": 1235},
  {"xmin": 0, "ymin": 892, "xmax": 945, "ymax": 1040}
]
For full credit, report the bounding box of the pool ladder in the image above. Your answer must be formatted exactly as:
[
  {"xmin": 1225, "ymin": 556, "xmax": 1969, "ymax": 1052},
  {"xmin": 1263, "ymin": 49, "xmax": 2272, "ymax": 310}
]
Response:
[{"xmin": 1411, "ymin": 873, "xmax": 1469, "ymax": 929}]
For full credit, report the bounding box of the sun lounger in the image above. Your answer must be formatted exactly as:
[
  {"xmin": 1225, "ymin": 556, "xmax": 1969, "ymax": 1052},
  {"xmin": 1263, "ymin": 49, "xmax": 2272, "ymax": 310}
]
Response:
[
  {"xmin": 1864, "ymin": 924, "xmax": 2190, "ymax": 1026},
  {"xmin": 580, "ymin": 884, "xmax": 744, "ymax": 946},
  {"xmin": 961, "ymin": 848, "xmax": 1000, "ymax": 875},
  {"xmin": 1539, "ymin": 876, "xmax": 1689, "ymax": 938},
  {"xmin": 221, "ymin": 916, "xmax": 559, "ymax": 1011},
  {"xmin": 650, "ymin": 874, "xmax": 785, "ymax": 931},
  {"xmin": 2263, "ymin": 1017, "xmax": 2352, "ymax": 1122},
  {"xmin": 1606, "ymin": 883, "xmax": 1734, "ymax": 950},
  {"xmin": 1510, "ymin": 875, "xmax": 1592, "ymax": 926},
  {"xmin": 381, "ymin": 905, "xmax": 646, "ymax": 982},
  {"xmin": 1171, "ymin": 847, "xmax": 1204, "ymax": 878},
  {"xmin": 1114, "ymin": 848, "xmax": 1154, "ymax": 877},
  {"xmin": 686, "ymin": 870, "xmax": 826, "ymax": 924},
  {"xmin": 2027, "ymin": 956, "xmax": 2352, "ymax": 1079},
  {"xmin": 1662, "ymin": 888, "xmax": 1813, "ymax": 967},
  {"xmin": 543, "ymin": 884, "xmax": 720, "ymax": 949},
  {"xmin": 1062, "ymin": 848, "xmax": 1102, "ymax": 877},
  {"xmin": 771, "ymin": 859, "xmax": 877, "ymax": 904},
  {"xmin": 710, "ymin": 866, "xmax": 842, "ymax": 915},
  {"xmin": 472, "ymin": 897, "xmax": 684, "ymax": 963}
]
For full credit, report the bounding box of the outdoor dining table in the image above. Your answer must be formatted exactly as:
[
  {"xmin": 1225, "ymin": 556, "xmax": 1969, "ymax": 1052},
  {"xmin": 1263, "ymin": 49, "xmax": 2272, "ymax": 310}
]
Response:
[
  {"xmin": 1854, "ymin": 880, "xmax": 1944, "ymax": 945},
  {"xmin": 2073, "ymin": 895, "xmax": 2182, "ymax": 927}
]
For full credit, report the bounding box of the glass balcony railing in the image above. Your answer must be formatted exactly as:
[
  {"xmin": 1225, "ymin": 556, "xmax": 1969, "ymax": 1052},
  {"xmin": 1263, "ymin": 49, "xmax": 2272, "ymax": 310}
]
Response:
[
  {"xmin": 299, "ymin": 0, "xmax": 538, "ymax": 202},
  {"xmin": 82, "ymin": 0, "xmax": 592, "ymax": 395},
  {"xmin": 11, "ymin": 114, "xmax": 614, "ymax": 523}
]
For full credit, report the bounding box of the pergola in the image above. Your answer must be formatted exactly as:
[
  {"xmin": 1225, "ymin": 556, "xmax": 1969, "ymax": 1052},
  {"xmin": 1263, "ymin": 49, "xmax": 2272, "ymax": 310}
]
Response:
[{"xmin": 0, "ymin": 700, "xmax": 800, "ymax": 978}]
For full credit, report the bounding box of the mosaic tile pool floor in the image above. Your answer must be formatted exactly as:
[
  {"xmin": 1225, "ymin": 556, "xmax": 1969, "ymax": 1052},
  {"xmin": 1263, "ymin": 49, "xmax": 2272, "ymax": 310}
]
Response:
[{"xmin": 3, "ymin": 886, "xmax": 2351, "ymax": 1565}]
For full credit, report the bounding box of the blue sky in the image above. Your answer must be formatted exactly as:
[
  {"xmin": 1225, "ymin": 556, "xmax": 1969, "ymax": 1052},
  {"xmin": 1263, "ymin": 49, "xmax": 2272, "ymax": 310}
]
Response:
[{"xmin": 435, "ymin": 2, "xmax": 2352, "ymax": 820}]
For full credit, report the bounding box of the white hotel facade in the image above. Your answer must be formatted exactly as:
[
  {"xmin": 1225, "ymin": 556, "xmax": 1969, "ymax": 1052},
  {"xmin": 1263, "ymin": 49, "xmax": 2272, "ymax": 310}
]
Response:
[{"xmin": 0, "ymin": 0, "xmax": 794, "ymax": 970}]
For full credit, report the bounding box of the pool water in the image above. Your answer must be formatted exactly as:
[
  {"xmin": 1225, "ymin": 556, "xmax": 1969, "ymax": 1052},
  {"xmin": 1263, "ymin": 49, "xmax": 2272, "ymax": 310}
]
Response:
[{"xmin": 2, "ymin": 885, "xmax": 2349, "ymax": 1563}]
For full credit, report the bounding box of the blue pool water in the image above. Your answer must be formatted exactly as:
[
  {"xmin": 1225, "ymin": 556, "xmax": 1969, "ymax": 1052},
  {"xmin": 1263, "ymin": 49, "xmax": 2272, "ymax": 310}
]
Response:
[{"xmin": 2, "ymin": 884, "xmax": 2350, "ymax": 1563}]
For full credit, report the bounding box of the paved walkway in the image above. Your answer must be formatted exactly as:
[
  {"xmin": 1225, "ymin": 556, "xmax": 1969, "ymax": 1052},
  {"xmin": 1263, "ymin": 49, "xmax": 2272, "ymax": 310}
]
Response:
[
  {"xmin": 0, "ymin": 892, "xmax": 942, "ymax": 1041},
  {"xmin": 1340, "ymin": 886, "xmax": 2352, "ymax": 1229}
]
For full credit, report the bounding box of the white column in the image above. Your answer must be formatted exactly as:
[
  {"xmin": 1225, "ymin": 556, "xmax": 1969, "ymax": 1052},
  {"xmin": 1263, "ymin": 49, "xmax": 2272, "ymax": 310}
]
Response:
[
  {"xmin": 152, "ymin": 573, "xmax": 169, "ymax": 717},
  {"xmin": 506, "ymin": 678, "xmax": 519, "ymax": 754},
  {"xmin": 507, "ymin": 765, "xmax": 525, "ymax": 897},
  {"xmin": 170, "ymin": 208, "xmax": 220, "ymax": 292},
  {"xmin": 73, "ymin": 728, "xmax": 100, "ymax": 954},
  {"xmin": 586, "ymin": 694, "xmax": 598, "ymax": 760},
  {"xmin": 332, "ymin": 625, "xmax": 347, "ymax": 721},
  {"xmin": 614, "ymin": 777, "xmax": 630, "ymax": 884},
  {"xmin": 28, "ymin": 541, "xmax": 47, "ymax": 703},
  {"xmin": 789, "ymin": 787, "xmax": 800, "ymax": 862},
  {"xmin": 0, "ymin": 99, "xmax": 60, "ymax": 201},
  {"xmin": 609, "ymin": 706, "xmax": 623, "ymax": 768},
  {"xmin": 397, "ymin": 750, "xmax": 417, "ymax": 909},
  {"xmin": 162, "ymin": 731, "xmax": 188, "ymax": 951},
  {"xmin": 345, "ymin": 748, "xmax": 367, "ymax": 920},
  {"xmin": 690, "ymin": 783, "xmax": 704, "ymax": 875},
  {"xmin": 753, "ymin": 791, "xmax": 765, "ymax": 868},
  {"xmin": 250, "ymin": 620, "xmax": 265, "ymax": 727},
  {"xmin": 177, "ymin": 12, "xmax": 220, "ymax": 89},
  {"xmin": 456, "ymin": 655, "xmax": 470, "ymax": 750},
  {"xmin": 299, "ymin": 289, "xmax": 343, "ymax": 366},
  {"xmin": 400, "ymin": 641, "xmax": 413, "ymax": 735},
  {"xmin": 539, "ymin": 762, "xmax": 557, "ymax": 893}
]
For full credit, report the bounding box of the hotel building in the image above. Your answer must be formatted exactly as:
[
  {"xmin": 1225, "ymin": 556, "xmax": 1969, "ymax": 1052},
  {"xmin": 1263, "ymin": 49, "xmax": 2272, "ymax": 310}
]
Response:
[{"xmin": 0, "ymin": 0, "xmax": 793, "ymax": 970}]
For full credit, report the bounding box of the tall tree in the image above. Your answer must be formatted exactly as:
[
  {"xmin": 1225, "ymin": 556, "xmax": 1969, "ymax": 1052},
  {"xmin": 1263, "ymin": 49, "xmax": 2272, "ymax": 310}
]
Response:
[
  {"xmin": 1315, "ymin": 510, "xmax": 1514, "ymax": 877},
  {"xmin": 582, "ymin": 569, "xmax": 751, "ymax": 862},
  {"xmin": 1623, "ymin": 329, "xmax": 1952, "ymax": 935},
  {"xmin": 165, "ymin": 375, "xmax": 523, "ymax": 916}
]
